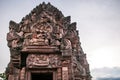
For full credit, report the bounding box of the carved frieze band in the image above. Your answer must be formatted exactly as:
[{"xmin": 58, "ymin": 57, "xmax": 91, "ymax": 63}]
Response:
[{"xmin": 26, "ymin": 54, "xmax": 61, "ymax": 68}]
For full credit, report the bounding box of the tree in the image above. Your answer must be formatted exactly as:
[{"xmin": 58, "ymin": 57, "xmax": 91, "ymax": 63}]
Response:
[{"xmin": 0, "ymin": 73, "xmax": 6, "ymax": 80}]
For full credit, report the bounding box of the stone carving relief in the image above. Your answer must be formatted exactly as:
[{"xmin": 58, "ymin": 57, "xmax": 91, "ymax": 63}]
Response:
[
  {"xmin": 62, "ymin": 67, "xmax": 68, "ymax": 80},
  {"xmin": 61, "ymin": 39, "xmax": 72, "ymax": 50},
  {"xmin": 20, "ymin": 67, "xmax": 26, "ymax": 80},
  {"xmin": 7, "ymin": 21, "xmax": 23, "ymax": 48},
  {"xmin": 5, "ymin": 62, "xmax": 20, "ymax": 80},
  {"xmin": 6, "ymin": 2, "xmax": 91, "ymax": 80},
  {"xmin": 26, "ymin": 54, "xmax": 61, "ymax": 68},
  {"xmin": 72, "ymin": 56, "xmax": 87, "ymax": 77},
  {"xmin": 26, "ymin": 54, "xmax": 49, "ymax": 68},
  {"xmin": 7, "ymin": 21, "xmax": 24, "ymax": 61},
  {"xmin": 29, "ymin": 22, "xmax": 53, "ymax": 45},
  {"xmin": 20, "ymin": 10, "xmax": 64, "ymax": 48},
  {"xmin": 57, "ymin": 68, "xmax": 62, "ymax": 80}
]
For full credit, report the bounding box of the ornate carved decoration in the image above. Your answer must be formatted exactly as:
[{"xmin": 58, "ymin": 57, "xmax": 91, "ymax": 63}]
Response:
[
  {"xmin": 26, "ymin": 54, "xmax": 61, "ymax": 68},
  {"xmin": 6, "ymin": 2, "xmax": 91, "ymax": 80}
]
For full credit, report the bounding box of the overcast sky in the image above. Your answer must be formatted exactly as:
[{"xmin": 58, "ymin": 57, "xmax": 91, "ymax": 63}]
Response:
[{"xmin": 0, "ymin": 0, "xmax": 120, "ymax": 79}]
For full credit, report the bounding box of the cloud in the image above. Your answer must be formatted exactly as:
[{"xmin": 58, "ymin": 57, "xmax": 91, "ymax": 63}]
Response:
[
  {"xmin": 97, "ymin": 77, "xmax": 120, "ymax": 80},
  {"xmin": 91, "ymin": 67, "xmax": 120, "ymax": 80}
]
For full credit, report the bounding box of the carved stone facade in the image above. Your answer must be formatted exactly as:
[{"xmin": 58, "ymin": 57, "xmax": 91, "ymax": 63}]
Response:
[{"xmin": 6, "ymin": 2, "xmax": 91, "ymax": 80}]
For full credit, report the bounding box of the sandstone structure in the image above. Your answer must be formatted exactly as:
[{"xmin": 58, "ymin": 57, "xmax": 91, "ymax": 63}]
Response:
[{"xmin": 6, "ymin": 2, "xmax": 91, "ymax": 80}]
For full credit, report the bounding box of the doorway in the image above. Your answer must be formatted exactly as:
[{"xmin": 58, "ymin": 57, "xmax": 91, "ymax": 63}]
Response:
[{"xmin": 31, "ymin": 72, "xmax": 53, "ymax": 80}]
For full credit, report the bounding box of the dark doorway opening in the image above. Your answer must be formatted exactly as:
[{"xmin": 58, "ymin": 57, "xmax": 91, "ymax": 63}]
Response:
[{"xmin": 31, "ymin": 73, "xmax": 53, "ymax": 80}]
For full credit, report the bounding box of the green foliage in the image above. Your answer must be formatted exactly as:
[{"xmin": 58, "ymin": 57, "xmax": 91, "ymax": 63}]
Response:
[{"xmin": 0, "ymin": 73, "xmax": 6, "ymax": 80}]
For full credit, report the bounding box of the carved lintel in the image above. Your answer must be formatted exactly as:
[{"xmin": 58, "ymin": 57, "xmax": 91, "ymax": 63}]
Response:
[
  {"xmin": 22, "ymin": 45, "xmax": 59, "ymax": 53},
  {"xmin": 26, "ymin": 54, "xmax": 61, "ymax": 68}
]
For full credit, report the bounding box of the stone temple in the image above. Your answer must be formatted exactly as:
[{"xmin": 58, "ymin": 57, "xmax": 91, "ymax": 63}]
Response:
[{"xmin": 5, "ymin": 2, "xmax": 91, "ymax": 80}]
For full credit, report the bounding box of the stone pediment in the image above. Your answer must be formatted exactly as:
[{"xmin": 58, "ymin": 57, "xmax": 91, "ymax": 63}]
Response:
[
  {"xmin": 6, "ymin": 2, "xmax": 82, "ymax": 68},
  {"xmin": 7, "ymin": 2, "xmax": 78, "ymax": 53}
]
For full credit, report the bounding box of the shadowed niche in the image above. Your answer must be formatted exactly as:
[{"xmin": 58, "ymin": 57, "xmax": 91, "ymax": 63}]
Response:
[{"xmin": 31, "ymin": 73, "xmax": 53, "ymax": 80}]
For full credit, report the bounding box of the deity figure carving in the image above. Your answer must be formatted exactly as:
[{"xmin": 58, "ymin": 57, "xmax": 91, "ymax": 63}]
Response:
[{"xmin": 29, "ymin": 22, "xmax": 53, "ymax": 45}]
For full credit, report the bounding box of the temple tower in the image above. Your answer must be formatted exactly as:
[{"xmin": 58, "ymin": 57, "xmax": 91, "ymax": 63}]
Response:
[{"xmin": 6, "ymin": 2, "xmax": 91, "ymax": 80}]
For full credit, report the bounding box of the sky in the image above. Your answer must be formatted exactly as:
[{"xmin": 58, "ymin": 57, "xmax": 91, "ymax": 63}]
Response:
[{"xmin": 0, "ymin": 0, "xmax": 120, "ymax": 80}]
